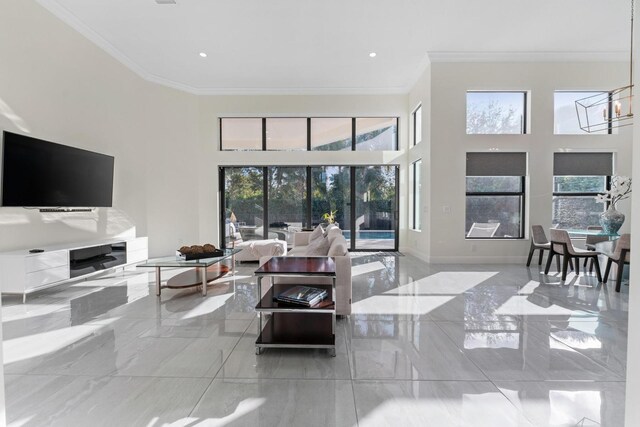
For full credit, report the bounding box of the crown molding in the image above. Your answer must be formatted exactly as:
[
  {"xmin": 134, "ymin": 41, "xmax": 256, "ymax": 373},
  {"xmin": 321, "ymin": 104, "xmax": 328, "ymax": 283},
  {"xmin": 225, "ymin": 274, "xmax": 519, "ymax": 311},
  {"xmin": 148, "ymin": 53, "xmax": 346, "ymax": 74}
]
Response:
[{"xmin": 428, "ymin": 51, "xmax": 629, "ymax": 63}]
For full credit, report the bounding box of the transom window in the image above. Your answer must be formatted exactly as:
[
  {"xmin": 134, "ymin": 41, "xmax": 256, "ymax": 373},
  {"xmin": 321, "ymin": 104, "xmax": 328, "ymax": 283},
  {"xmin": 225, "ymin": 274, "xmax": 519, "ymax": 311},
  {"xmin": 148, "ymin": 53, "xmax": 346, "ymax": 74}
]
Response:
[
  {"xmin": 221, "ymin": 117, "xmax": 398, "ymax": 151},
  {"xmin": 412, "ymin": 104, "xmax": 422, "ymax": 146},
  {"xmin": 554, "ymin": 91, "xmax": 611, "ymax": 135},
  {"xmin": 466, "ymin": 91, "xmax": 528, "ymax": 135}
]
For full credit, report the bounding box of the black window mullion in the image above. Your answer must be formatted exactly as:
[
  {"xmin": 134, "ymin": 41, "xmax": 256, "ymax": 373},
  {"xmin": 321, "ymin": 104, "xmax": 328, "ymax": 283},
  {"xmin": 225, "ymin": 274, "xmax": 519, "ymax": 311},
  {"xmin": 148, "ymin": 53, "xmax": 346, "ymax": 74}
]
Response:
[
  {"xmin": 263, "ymin": 166, "xmax": 269, "ymax": 239},
  {"xmin": 306, "ymin": 166, "xmax": 312, "ymax": 228},
  {"xmin": 349, "ymin": 167, "xmax": 356, "ymax": 251},
  {"xmin": 262, "ymin": 118, "xmax": 267, "ymax": 151},
  {"xmin": 351, "ymin": 118, "xmax": 356, "ymax": 151},
  {"xmin": 219, "ymin": 168, "xmax": 226, "ymax": 248},
  {"xmin": 520, "ymin": 176, "xmax": 526, "ymax": 239}
]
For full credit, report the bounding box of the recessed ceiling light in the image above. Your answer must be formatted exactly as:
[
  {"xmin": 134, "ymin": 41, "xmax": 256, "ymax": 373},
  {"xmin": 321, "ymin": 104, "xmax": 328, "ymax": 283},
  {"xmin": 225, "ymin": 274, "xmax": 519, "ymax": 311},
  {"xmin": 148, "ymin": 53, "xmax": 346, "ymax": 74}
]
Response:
[
  {"xmin": 199, "ymin": 52, "xmax": 207, "ymax": 58},
  {"xmin": 369, "ymin": 52, "xmax": 377, "ymax": 58}
]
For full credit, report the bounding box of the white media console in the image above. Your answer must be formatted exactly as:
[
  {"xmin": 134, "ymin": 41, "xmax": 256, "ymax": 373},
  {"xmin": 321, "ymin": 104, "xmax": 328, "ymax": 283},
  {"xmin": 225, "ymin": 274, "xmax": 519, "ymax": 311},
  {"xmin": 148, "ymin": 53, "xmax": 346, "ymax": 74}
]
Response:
[{"xmin": 0, "ymin": 237, "xmax": 148, "ymax": 302}]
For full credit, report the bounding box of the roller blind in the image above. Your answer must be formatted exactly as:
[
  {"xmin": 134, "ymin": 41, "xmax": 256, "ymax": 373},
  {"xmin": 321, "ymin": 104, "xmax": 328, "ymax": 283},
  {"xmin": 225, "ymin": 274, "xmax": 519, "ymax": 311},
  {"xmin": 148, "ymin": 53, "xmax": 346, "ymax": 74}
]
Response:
[
  {"xmin": 466, "ymin": 152, "xmax": 527, "ymax": 176},
  {"xmin": 553, "ymin": 152, "xmax": 613, "ymax": 176}
]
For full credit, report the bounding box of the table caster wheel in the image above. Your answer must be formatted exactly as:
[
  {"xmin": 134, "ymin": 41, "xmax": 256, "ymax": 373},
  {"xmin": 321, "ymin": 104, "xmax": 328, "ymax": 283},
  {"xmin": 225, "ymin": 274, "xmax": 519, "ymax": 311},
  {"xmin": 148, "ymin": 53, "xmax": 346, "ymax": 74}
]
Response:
[{"xmin": 330, "ymin": 349, "xmax": 336, "ymax": 357}]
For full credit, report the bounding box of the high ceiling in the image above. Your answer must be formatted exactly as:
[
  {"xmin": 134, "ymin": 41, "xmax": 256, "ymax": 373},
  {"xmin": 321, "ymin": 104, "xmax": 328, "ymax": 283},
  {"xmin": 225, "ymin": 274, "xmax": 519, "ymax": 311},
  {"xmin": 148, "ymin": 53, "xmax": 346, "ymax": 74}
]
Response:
[{"xmin": 36, "ymin": 0, "xmax": 631, "ymax": 94}]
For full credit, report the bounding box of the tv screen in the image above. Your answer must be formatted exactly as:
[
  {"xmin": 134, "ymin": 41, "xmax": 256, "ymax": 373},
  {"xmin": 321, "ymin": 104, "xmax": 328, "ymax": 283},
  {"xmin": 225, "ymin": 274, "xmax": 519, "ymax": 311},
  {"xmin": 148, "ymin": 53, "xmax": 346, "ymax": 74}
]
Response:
[{"xmin": 1, "ymin": 131, "xmax": 114, "ymax": 207}]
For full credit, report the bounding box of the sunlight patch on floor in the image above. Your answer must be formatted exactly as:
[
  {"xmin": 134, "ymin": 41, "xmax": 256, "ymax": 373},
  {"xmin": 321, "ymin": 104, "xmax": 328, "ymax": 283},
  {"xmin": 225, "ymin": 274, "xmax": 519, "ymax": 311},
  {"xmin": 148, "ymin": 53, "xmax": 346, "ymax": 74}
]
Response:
[
  {"xmin": 3, "ymin": 318, "xmax": 119, "ymax": 364},
  {"xmin": 351, "ymin": 261, "xmax": 387, "ymax": 277},
  {"xmin": 180, "ymin": 293, "xmax": 234, "ymax": 320},
  {"xmin": 352, "ymin": 295, "xmax": 454, "ymax": 315},
  {"xmin": 385, "ymin": 272, "xmax": 498, "ymax": 295}
]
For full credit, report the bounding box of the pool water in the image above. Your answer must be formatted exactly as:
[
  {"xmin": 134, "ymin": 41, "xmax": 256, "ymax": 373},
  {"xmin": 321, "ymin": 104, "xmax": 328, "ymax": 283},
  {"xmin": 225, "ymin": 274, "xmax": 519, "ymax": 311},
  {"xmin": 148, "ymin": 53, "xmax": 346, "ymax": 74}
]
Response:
[{"xmin": 343, "ymin": 231, "xmax": 395, "ymax": 240}]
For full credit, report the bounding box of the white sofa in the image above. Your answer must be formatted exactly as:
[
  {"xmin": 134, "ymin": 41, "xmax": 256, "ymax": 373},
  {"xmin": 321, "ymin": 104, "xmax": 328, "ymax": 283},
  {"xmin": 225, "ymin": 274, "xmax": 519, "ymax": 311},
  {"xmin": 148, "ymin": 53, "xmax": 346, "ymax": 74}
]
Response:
[{"xmin": 259, "ymin": 227, "xmax": 352, "ymax": 316}]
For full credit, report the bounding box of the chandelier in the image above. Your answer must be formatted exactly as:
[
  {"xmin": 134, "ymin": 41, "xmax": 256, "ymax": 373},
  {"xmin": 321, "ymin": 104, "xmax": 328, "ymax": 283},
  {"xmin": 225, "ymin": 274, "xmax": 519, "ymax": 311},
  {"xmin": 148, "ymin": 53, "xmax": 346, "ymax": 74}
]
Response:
[{"xmin": 575, "ymin": 0, "xmax": 634, "ymax": 133}]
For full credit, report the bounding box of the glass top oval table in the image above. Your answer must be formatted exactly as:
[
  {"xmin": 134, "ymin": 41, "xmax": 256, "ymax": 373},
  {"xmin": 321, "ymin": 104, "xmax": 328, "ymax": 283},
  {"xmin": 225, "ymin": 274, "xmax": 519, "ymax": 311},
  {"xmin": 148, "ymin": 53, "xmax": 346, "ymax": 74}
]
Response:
[{"xmin": 139, "ymin": 248, "xmax": 241, "ymax": 297}]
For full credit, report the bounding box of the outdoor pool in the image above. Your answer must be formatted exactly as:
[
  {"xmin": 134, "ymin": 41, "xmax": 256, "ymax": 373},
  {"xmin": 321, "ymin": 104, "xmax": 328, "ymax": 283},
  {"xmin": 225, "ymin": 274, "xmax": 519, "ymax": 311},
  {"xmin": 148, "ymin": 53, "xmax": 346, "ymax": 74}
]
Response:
[{"xmin": 343, "ymin": 230, "xmax": 395, "ymax": 240}]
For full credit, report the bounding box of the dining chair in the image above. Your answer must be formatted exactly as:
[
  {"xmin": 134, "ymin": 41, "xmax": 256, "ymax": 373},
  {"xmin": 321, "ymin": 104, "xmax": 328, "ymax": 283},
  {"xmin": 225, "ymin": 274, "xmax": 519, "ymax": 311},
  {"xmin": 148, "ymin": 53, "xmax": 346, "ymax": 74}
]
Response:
[
  {"xmin": 526, "ymin": 225, "xmax": 559, "ymax": 271},
  {"xmin": 603, "ymin": 233, "xmax": 631, "ymax": 292},
  {"xmin": 545, "ymin": 229, "xmax": 602, "ymax": 282},
  {"xmin": 583, "ymin": 225, "xmax": 607, "ymax": 272}
]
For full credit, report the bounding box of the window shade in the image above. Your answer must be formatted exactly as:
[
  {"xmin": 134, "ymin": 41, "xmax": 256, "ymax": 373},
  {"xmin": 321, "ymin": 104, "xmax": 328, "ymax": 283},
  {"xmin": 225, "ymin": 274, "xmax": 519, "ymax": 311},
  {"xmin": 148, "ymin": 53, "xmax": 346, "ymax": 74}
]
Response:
[
  {"xmin": 553, "ymin": 152, "xmax": 613, "ymax": 176},
  {"xmin": 466, "ymin": 152, "xmax": 527, "ymax": 176}
]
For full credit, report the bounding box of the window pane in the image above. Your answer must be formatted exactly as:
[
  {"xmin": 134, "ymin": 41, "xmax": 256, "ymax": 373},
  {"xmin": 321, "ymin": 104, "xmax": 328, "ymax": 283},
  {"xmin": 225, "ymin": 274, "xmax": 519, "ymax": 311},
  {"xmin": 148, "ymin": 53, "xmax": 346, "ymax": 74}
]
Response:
[
  {"xmin": 465, "ymin": 196, "xmax": 523, "ymax": 238},
  {"xmin": 267, "ymin": 167, "xmax": 307, "ymax": 245},
  {"xmin": 267, "ymin": 166, "xmax": 307, "ymax": 245},
  {"xmin": 413, "ymin": 160, "xmax": 422, "ymax": 230},
  {"xmin": 355, "ymin": 118, "xmax": 398, "ymax": 151},
  {"xmin": 311, "ymin": 166, "xmax": 350, "ymax": 230},
  {"xmin": 553, "ymin": 176, "xmax": 607, "ymax": 193},
  {"xmin": 413, "ymin": 105, "xmax": 422, "ymax": 145},
  {"xmin": 555, "ymin": 91, "xmax": 608, "ymax": 135},
  {"xmin": 466, "ymin": 176, "xmax": 522, "ymax": 193},
  {"xmin": 310, "ymin": 118, "xmax": 352, "ymax": 151},
  {"xmin": 224, "ymin": 167, "xmax": 265, "ymax": 242},
  {"xmin": 354, "ymin": 166, "xmax": 397, "ymax": 249},
  {"xmin": 466, "ymin": 92, "xmax": 526, "ymax": 134},
  {"xmin": 552, "ymin": 196, "xmax": 605, "ymax": 229},
  {"xmin": 221, "ymin": 118, "xmax": 262, "ymax": 150},
  {"xmin": 266, "ymin": 118, "xmax": 307, "ymax": 150}
]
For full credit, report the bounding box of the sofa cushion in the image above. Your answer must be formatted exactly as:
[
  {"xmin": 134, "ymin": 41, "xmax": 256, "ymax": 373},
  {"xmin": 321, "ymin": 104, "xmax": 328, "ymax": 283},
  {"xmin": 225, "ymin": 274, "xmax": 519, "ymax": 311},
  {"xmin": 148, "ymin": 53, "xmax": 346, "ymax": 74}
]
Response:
[
  {"xmin": 288, "ymin": 246, "xmax": 307, "ymax": 256},
  {"xmin": 309, "ymin": 224, "xmax": 324, "ymax": 243},
  {"xmin": 328, "ymin": 235, "xmax": 348, "ymax": 257},
  {"xmin": 306, "ymin": 236, "xmax": 330, "ymax": 256}
]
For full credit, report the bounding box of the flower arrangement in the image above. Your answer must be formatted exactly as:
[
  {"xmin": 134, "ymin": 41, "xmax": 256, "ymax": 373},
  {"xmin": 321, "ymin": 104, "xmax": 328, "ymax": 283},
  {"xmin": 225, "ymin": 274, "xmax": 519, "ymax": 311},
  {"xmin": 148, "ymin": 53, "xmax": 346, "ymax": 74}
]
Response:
[
  {"xmin": 594, "ymin": 176, "xmax": 632, "ymax": 207},
  {"xmin": 321, "ymin": 210, "xmax": 337, "ymax": 224}
]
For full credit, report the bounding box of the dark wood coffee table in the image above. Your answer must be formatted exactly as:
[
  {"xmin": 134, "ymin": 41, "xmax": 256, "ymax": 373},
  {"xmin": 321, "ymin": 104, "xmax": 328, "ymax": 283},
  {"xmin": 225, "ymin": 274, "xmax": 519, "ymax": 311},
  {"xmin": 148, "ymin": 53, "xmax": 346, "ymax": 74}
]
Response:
[{"xmin": 254, "ymin": 257, "xmax": 336, "ymax": 356}]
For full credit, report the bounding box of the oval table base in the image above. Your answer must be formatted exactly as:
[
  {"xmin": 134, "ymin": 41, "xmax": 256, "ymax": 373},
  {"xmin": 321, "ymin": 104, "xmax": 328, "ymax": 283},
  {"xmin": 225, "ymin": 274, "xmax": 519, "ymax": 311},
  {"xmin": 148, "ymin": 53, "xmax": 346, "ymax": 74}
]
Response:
[{"xmin": 166, "ymin": 264, "xmax": 231, "ymax": 289}]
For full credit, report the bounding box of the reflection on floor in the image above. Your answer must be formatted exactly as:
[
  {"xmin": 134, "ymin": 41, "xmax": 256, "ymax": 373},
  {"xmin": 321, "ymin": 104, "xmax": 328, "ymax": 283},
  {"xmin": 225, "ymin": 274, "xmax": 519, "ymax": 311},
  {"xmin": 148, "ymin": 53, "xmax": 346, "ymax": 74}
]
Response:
[{"xmin": 2, "ymin": 254, "xmax": 627, "ymax": 426}]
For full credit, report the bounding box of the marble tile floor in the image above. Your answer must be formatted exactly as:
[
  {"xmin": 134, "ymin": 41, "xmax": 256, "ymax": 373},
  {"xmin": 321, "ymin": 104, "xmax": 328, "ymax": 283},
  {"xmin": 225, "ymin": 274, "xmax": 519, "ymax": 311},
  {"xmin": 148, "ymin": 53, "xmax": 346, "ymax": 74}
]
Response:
[{"xmin": 1, "ymin": 254, "xmax": 628, "ymax": 426}]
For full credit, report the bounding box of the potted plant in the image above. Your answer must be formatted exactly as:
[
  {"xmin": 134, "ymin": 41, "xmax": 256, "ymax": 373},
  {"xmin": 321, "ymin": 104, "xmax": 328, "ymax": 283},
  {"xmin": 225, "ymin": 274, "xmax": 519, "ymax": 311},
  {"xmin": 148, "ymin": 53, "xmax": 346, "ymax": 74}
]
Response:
[{"xmin": 321, "ymin": 210, "xmax": 338, "ymax": 226}]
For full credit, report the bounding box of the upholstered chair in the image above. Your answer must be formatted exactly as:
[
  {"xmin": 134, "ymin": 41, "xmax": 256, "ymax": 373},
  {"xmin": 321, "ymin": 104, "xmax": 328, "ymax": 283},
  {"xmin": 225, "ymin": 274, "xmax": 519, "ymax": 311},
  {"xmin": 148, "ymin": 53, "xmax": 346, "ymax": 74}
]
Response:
[
  {"xmin": 527, "ymin": 225, "xmax": 559, "ymax": 270},
  {"xmin": 603, "ymin": 233, "xmax": 631, "ymax": 292},
  {"xmin": 545, "ymin": 229, "xmax": 602, "ymax": 282},
  {"xmin": 583, "ymin": 225, "xmax": 607, "ymax": 272}
]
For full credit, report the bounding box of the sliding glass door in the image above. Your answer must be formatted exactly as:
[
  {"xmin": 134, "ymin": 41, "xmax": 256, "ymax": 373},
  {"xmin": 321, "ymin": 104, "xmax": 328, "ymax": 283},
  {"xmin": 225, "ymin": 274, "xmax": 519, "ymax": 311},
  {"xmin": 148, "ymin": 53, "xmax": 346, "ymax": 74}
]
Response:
[
  {"xmin": 222, "ymin": 167, "xmax": 265, "ymax": 243},
  {"xmin": 268, "ymin": 167, "xmax": 307, "ymax": 245},
  {"xmin": 354, "ymin": 166, "xmax": 398, "ymax": 250},
  {"xmin": 311, "ymin": 166, "xmax": 351, "ymax": 231},
  {"xmin": 220, "ymin": 165, "xmax": 398, "ymax": 251}
]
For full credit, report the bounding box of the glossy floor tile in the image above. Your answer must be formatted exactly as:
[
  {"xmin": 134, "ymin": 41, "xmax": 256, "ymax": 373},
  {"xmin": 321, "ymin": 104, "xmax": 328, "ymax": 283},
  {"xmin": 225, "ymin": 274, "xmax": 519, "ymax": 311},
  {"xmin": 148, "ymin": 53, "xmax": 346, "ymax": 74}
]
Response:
[
  {"xmin": 353, "ymin": 380, "xmax": 533, "ymax": 426},
  {"xmin": 191, "ymin": 379, "xmax": 358, "ymax": 426},
  {"xmin": 495, "ymin": 381, "xmax": 626, "ymax": 427},
  {"xmin": 1, "ymin": 254, "xmax": 629, "ymax": 426}
]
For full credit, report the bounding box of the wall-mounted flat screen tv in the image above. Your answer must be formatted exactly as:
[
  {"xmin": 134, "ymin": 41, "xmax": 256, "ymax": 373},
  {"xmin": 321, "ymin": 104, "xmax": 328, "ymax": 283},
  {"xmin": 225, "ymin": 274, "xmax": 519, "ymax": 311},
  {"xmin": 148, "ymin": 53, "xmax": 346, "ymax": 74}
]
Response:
[{"xmin": 1, "ymin": 131, "xmax": 114, "ymax": 207}]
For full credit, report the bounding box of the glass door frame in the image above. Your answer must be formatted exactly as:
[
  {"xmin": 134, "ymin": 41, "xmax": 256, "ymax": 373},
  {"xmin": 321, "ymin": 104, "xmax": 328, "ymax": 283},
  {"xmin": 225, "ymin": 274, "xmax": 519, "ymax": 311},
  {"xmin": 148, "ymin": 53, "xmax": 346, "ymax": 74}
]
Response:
[{"xmin": 219, "ymin": 165, "xmax": 400, "ymax": 251}]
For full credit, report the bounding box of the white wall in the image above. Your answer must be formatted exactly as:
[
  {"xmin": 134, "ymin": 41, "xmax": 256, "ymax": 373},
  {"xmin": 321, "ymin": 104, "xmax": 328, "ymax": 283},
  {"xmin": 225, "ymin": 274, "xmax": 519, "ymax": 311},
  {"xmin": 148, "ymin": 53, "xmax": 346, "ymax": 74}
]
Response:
[
  {"xmin": 0, "ymin": 0, "xmax": 200, "ymax": 257},
  {"xmin": 421, "ymin": 61, "xmax": 633, "ymax": 263}
]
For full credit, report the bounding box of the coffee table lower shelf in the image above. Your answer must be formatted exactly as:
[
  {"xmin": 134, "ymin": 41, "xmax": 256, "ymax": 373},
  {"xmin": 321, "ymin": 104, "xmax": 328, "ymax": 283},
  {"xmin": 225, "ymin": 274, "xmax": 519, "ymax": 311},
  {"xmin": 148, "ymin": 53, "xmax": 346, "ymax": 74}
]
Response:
[{"xmin": 255, "ymin": 313, "xmax": 336, "ymax": 356}]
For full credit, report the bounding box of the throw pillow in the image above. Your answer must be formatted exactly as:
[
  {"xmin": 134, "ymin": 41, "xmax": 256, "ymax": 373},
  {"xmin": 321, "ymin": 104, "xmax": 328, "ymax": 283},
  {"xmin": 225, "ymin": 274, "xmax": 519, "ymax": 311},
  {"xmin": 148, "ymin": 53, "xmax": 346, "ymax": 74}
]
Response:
[
  {"xmin": 309, "ymin": 224, "xmax": 324, "ymax": 243},
  {"xmin": 306, "ymin": 236, "xmax": 330, "ymax": 256},
  {"xmin": 328, "ymin": 235, "xmax": 348, "ymax": 256},
  {"xmin": 327, "ymin": 227, "xmax": 342, "ymax": 244}
]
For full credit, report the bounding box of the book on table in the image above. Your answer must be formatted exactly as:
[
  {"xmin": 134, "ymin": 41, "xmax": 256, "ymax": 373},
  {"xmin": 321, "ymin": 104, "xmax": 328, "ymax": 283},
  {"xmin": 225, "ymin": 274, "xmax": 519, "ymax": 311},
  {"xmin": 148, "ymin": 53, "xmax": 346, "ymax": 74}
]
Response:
[{"xmin": 275, "ymin": 285, "xmax": 328, "ymax": 307}]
